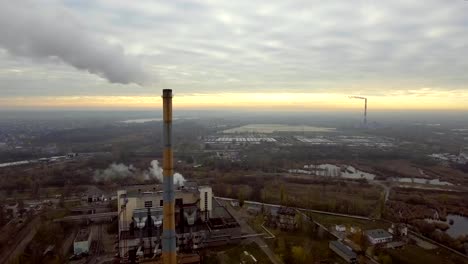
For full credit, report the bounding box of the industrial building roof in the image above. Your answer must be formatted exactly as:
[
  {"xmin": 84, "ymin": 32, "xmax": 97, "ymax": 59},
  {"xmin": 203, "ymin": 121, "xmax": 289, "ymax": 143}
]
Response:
[
  {"xmin": 121, "ymin": 182, "xmax": 203, "ymax": 197},
  {"xmin": 365, "ymin": 229, "xmax": 393, "ymax": 239}
]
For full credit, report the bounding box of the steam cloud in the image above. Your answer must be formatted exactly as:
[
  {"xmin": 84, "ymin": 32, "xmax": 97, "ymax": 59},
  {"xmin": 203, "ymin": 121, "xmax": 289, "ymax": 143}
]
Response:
[
  {"xmin": 94, "ymin": 160, "xmax": 186, "ymax": 186},
  {"xmin": 0, "ymin": 1, "xmax": 147, "ymax": 85}
]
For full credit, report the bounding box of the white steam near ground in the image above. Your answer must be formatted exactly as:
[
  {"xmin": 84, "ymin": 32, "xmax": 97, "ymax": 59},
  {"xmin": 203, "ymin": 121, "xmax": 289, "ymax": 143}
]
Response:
[
  {"xmin": 94, "ymin": 160, "xmax": 186, "ymax": 186},
  {"xmin": 0, "ymin": 0, "xmax": 147, "ymax": 85}
]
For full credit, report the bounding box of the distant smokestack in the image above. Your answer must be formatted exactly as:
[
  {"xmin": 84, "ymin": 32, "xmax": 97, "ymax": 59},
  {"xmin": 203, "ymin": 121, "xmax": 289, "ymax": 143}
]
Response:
[
  {"xmin": 162, "ymin": 89, "xmax": 176, "ymax": 264},
  {"xmin": 349, "ymin": 96, "xmax": 368, "ymax": 126},
  {"xmin": 364, "ymin": 98, "xmax": 367, "ymax": 125}
]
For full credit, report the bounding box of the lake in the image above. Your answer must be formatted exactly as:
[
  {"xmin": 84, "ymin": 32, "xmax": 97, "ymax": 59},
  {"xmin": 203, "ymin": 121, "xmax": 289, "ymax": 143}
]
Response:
[
  {"xmin": 290, "ymin": 164, "xmax": 453, "ymax": 186},
  {"xmin": 426, "ymin": 214, "xmax": 468, "ymax": 238}
]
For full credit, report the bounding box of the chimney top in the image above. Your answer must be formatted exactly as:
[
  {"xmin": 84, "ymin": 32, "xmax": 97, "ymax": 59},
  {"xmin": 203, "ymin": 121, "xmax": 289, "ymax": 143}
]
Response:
[{"xmin": 162, "ymin": 89, "xmax": 172, "ymax": 98}]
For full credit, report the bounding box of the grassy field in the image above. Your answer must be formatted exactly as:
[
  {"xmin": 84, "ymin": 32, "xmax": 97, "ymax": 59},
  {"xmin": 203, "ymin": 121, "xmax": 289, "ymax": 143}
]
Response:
[{"xmin": 260, "ymin": 180, "xmax": 383, "ymax": 217}]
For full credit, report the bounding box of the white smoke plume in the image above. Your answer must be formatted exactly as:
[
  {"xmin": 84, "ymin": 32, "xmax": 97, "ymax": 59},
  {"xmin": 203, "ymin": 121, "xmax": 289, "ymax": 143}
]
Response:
[
  {"xmin": 95, "ymin": 160, "xmax": 186, "ymax": 185},
  {"xmin": 145, "ymin": 160, "xmax": 186, "ymax": 186},
  {"xmin": 0, "ymin": 0, "xmax": 148, "ymax": 85},
  {"xmin": 94, "ymin": 163, "xmax": 137, "ymax": 182}
]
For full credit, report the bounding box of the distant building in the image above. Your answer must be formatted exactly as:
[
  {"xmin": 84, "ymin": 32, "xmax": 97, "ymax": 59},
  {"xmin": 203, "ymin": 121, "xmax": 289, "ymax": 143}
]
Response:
[
  {"xmin": 365, "ymin": 229, "xmax": 393, "ymax": 245},
  {"xmin": 388, "ymin": 223, "xmax": 408, "ymax": 237},
  {"xmin": 5, "ymin": 202, "xmax": 19, "ymax": 217},
  {"xmin": 329, "ymin": 240, "xmax": 357, "ymax": 263},
  {"xmin": 74, "ymin": 229, "xmax": 92, "ymax": 255},
  {"xmin": 336, "ymin": 225, "xmax": 346, "ymax": 232},
  {"xmin": 264, "ymin": 207, "xmax": 298, "ymax": 231},
  {"xmin": 457, "ymin": 152, "xmax": 468, "ymax": 164}
]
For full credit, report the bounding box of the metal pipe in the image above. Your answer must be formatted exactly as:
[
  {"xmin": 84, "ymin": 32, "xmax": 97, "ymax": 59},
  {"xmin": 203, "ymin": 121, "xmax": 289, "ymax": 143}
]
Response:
[{"xmin": 162, "ymin": 89, "xmax": 176, "ymax": 264}]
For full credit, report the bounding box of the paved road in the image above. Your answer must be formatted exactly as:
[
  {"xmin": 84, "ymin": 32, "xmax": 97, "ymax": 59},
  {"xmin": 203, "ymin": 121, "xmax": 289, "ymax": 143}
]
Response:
[{"xmin": 222, "ymin": 200, "xmax": 282, "ymax": 264}]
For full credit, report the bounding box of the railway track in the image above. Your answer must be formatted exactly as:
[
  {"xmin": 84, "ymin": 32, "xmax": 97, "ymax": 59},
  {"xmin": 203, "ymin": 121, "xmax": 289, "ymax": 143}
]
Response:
[{"xmin": 87, "ymin": 224, "xmax": 103, "ymax": 264}]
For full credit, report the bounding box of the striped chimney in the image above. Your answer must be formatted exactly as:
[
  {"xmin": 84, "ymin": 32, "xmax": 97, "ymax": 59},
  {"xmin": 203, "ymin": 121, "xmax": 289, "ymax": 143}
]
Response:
[{"xmin": 162, "ymin": 89, "xmax": 176, "ymax": 263}]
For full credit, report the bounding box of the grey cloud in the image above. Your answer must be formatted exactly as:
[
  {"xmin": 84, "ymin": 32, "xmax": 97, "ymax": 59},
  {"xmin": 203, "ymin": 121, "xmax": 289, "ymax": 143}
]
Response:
[
  {"xmin": 1, "ymin": 0, "xmax": 468, "ymax": 97},
  {"xmin": 0, "ymin": 0, "xmax": 148, "ymax": 85}
]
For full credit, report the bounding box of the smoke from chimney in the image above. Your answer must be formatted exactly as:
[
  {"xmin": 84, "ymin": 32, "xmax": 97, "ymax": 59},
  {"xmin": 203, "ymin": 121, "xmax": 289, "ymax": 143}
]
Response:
[
  {"xmin": 0, "ymin": 1, "xmax": 148, "ymax": 85},
  {"xmin": 94, "ymin": 160, "xmax": 185, "ymax": 185},
  {"xmin": 145, "ymin": 160, "xmax": 186, "ymax": 186}
]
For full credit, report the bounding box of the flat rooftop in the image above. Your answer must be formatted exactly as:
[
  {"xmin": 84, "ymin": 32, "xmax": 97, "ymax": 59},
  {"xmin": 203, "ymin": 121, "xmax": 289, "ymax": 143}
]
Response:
[{"xmin": 120, "ymin": 182, "xmax": 202, "ymax": 197}]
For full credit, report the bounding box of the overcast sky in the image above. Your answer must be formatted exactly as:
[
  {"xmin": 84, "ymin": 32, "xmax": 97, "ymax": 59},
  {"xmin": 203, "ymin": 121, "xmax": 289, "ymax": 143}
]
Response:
[{"xmin": 0, "ymin": 0, "xmax": 467, "ymax": 110}]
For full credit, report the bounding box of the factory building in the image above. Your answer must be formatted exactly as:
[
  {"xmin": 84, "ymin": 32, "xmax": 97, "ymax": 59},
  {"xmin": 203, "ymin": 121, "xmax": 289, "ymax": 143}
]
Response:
[{"xmin": 117, "ymin": 182, "xmax": 241, "ymax": 262}]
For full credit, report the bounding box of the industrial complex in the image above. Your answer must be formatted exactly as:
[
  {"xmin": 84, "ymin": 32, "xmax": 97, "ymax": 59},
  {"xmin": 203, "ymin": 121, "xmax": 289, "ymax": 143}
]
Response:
[{"xmin": 117, "ymin": 183, "xmax": 242, "ymax": 262}]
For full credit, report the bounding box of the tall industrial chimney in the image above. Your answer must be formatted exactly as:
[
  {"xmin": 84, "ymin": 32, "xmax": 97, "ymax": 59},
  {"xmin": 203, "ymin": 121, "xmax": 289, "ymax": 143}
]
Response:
[
  {"xmin": 162, "ymin": 89, "xmax": 176, "ymax": 264},
  {"xmin": 364, "ymin": 98, "xmax": 367, "ymax": 126},
  {"xmin": 349, "ymin": 96, "xmax": 368, "ymax": 126}
]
